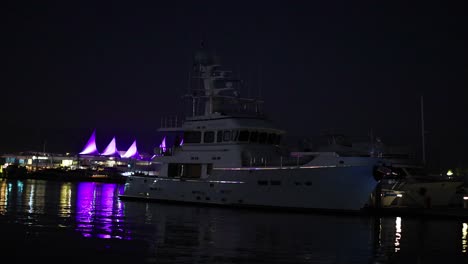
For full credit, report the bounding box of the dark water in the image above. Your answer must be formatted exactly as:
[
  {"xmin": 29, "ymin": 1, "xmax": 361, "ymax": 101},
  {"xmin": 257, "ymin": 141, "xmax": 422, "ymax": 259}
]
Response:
[{"xmin": 1, "ymin": 179, "xmax": 467, "ymax": 263}]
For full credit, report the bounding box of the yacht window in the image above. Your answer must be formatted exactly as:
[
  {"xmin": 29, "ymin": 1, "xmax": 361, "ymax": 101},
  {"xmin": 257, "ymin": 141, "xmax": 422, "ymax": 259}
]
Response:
[
  {"xmin": 169, "ymin": 163, "xmax": 202, "ymax": 178},
  {"xmin": 249, "ymin": 131, "xmax": 258, "ymax": 143},
  {"xmin": 238, "ymin": 130, "xmax": 250, "ymax": 142},
  {"xmin": 168, "ymin": 163, "xmax": 184, "ymax": 178},
  {"xmin": 275, "ymin": 135, "xmax": 282, "ymax": 145},
  {"xmin": 204, "ymin": 131, "xmax": 215, "ymax": 143},
  {"xmin": 216, "ymin": 131, "xmax": 223, "ymax": 142},
  {"xmin": 232, "ymin": 130, "xmax": 239, "ymax": 141},
  {"xmin": 390, "ymin": 167, "xmax": 407, "ymax": 178},
  {"xmin": 267, "ymin": 133, "xmax": 276, "ymax": 144},
  {"xmin": 406, "ymin": 167, "xmax": 428, "ymax": 176},
  {"xmin": 207, "ymin": 164, "xmax": 213, "ymax": 175},
  {"xmin": 184, "ymin": 131, "xmax": 201, "ymax": 143},
  {"xmin": 258, "ymin": 132, "xmax": 267, "ymax": 144},
  {"xmin": 184, "ymin": 164, "xmax": 202, "ymax": 178},
  {"xmin": 223, "ymin": 130, "xmax": 231, "ymax": 141}
]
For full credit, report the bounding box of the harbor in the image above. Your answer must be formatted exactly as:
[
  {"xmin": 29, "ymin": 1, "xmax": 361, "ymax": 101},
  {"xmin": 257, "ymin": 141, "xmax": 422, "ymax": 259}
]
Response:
[
  {"xmin": 1, "ymin": 47, "xmax": 467, "ymax": 217},
  {"xmin": 2, "ymin": 1, "xmax": 467, "ymax": 262}
]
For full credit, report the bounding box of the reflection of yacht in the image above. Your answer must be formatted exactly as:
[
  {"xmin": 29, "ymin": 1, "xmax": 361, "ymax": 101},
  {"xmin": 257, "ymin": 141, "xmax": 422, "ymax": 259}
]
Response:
[{"xmin": 119, "ymin": 47, "xmax": 383, "ymax": 211}]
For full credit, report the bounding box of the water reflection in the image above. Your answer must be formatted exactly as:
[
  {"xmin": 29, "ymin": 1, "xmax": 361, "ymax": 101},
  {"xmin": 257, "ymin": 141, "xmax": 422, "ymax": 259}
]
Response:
[
  {"xmin": 0, "ymin": 180, "xmax": 8, "ymax": 215},
  {"xmin": 121, "ymin": 202, "xmax": 379, "ymax": 263},
  {"xmin": 394, "ymin": 216, "xmax": 402, "ymax": 252},
  {"xmin": 372, "ymin": 216, "xmax": 468, "ymax": 263},
  {"xmin": 1, "ymin": 179, "xmax": 468, "ymax": 263},
  {"xmin": 75, "ymin": 182, "xmax": 126, "ymax": 239},
  {"xmin": 59, "ymin": 183, "xmax": 72, "ymax": 218},
  {"xmin": 0, "ymin": 179, "xmax": 127, "ymax": 240},
  {"xmin": 463, "ymin": 223, "xmax": 467, "ymax": 253}
]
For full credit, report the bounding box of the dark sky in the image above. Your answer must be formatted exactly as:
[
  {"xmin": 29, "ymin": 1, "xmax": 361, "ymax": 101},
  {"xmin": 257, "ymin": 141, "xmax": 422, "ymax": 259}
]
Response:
[{"xmin": 1, "ymin": 1, "xmax": 467, "ymax": 170}]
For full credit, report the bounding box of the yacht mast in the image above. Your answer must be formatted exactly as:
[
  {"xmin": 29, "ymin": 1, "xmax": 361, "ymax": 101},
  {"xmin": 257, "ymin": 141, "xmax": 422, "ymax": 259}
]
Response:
[
  {"xmin": 185, "ymin": 45, "xmax": 264, "ymax": 118},
  {"xmin": 421, "ymin": 95, "xmax": 426, "ymax": 165}
]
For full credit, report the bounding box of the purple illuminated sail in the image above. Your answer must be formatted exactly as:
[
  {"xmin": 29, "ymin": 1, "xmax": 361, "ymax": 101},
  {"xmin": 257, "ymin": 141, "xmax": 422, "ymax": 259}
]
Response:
[
  {"xmin": 101, "ymin": 137, "xmax": 120, "ymax": 157},
  {"xmin": 160, "ymin": 136, "xmax": 167, "ymax": 152},
  {"xmin": 122, "ymin": 140, "xmax": 140, "ymax": 159},
  {"xmin": 79, "ymin": 130, "xmax": 100, "ymax": 155}
]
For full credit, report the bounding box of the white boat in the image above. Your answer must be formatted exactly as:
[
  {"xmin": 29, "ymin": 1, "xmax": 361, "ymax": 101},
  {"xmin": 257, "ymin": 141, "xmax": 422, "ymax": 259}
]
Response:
[
  {"xmin": 118, "ymin": 48, "xmax": 383, "ymax": 212},
  {"xmin": 379, "ymin": 163, "xmax": 466, "ymax": 208},
  {"xmin": 376, "ymin": 94, "xmax": 468, "ymax": 209},
  {"xmin": 311, "ymin": 134, "xmax": 468, "ymax": 209}
]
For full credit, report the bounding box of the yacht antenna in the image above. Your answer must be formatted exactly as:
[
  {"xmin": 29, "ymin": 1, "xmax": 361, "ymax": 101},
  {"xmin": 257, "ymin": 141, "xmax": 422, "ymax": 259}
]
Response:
[
  {"xmin": 421, "ymin": 95, "xmax": 426, "ymax": 165},
  {"xmin": 258, "ymin": 63, "xmax": 262, "ymax": 100}
]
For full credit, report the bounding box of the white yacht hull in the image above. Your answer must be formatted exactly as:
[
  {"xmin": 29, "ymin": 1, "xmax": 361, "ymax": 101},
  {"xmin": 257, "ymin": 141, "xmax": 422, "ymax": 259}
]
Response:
[{"xmin": 119, "ymin": 164, "xmax": 378, "ymax": 212}]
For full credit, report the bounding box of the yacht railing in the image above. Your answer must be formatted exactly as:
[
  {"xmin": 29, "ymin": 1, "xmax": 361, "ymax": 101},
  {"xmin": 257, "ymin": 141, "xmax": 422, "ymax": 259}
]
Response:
[{"xmin": 160, "ymin": 116, "xmax": 182, "ymax": 129}]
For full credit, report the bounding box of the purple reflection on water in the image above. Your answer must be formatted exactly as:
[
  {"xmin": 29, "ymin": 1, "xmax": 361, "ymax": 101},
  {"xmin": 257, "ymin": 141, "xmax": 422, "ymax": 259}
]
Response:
[
  {"xmin": 99, "ymin": 184, "xmax": 114, "ymax": 236},
  {"xmin": 76, "ymin": 182, "xmax": 94, "ymax": 226},
  {"xmin": 75, "ymin": 182, "xmax": 129, "ymax": 239}
]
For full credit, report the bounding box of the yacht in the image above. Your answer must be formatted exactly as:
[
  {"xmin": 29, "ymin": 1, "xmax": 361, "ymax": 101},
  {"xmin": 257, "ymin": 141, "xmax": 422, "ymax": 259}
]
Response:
[
  {"xmin": 378, "ymin": 162, "xmax": 465, "ymax": 208},
  {"xmin": 118, "ymin": 48, "xmax": 384, "ymax": 211},
  {"xmin": 308, "ymin": 133, "xmax": 467, "ymax": 208}
]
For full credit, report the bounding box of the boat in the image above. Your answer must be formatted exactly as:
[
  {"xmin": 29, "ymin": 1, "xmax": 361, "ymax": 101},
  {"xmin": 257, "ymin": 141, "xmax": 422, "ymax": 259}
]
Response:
[
  {"xmin": 378, "ymin": 162, "xmax": 466, "ymax": 208},
  {"xmin": 304, "ymin": 133, "xmax": 468, "ymax": 209},
  {"xmin": 118, "ymin": 47, "xmax": 384, "ymax": 212}
]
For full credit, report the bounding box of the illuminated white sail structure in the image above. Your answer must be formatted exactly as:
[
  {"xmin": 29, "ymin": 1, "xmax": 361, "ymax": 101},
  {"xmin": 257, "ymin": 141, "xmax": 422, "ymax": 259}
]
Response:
[
  {"xmin": 101, "ymin": 137, "xmax": 120, "ymax": 157},
  {"xmin": 79, "ymin": 130, "xmax": 100, "ymax": 155},
  {"xmin": 122, "ymin": 140, "xmax": 140, "ymax": 159}
]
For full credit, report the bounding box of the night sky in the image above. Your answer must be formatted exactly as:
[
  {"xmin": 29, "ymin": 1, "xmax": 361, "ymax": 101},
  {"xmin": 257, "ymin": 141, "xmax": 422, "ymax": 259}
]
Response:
[{"xmin": 2, "ymin": 1, "xmax": 467, "ymax": 171}]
